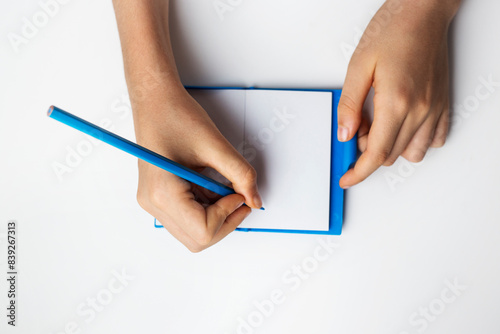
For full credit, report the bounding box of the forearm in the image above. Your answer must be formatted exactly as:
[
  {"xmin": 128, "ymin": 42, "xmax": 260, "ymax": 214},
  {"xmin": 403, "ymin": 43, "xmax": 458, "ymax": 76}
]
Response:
[
  {"xmin": 433, "ymin": 0, "xmax": 462, "ymax": 19},
  {"xmin": 112, "ymin": 0, "xmax": 183, "ymax": 104},
  {"xmin": 112, "ymin": 0, "xmax": 189, "ymax": 147},
  {"xmin": 396, "ymin": 0, "xmax": 461, "ymax": 23}
]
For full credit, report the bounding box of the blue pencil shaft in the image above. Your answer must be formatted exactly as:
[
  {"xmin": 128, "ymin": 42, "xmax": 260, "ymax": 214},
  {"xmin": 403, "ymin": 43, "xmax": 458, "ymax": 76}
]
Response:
[{"xmin": 47, "ymin": 106, "xmax": 235, "ymax": 197}]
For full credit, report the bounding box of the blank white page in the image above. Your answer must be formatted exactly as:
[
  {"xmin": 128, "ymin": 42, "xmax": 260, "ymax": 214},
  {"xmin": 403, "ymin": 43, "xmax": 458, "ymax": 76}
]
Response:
[{"xmin": 239, "ymin": 90, "xmax": 332, "ymax": 231}]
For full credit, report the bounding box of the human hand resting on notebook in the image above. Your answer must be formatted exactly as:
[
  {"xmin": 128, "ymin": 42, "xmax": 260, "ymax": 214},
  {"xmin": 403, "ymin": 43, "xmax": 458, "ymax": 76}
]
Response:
[
  {"xmin": 113, "ymin": 0, "xmax": 262, "ymax": 252},
  {"xmin": 337, "ymin": 0, "xmax": 461, "ymax": 188}
]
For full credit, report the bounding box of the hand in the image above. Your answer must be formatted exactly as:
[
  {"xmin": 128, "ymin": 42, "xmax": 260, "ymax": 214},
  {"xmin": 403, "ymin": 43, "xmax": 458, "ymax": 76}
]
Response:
[
  {"xmin": 112, "ymin": 0, "xmax": 261, "ymax": 252},
  {"xmin": 337, "ymin": 0, "xmax": 461, "ymax": 188},
  {"xmin": 134, "ymin": 85, "xmax": 262, "ymax": 252}
]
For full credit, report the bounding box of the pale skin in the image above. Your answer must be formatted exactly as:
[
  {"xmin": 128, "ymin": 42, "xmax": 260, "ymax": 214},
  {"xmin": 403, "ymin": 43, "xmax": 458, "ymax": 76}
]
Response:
[
  {"xmin": 112, "ymin": 0, "xmax": 461, "ymax": 252},
  {"xmin": 337, "ymin": 0, "xmax": 461, "ymax": 188}
]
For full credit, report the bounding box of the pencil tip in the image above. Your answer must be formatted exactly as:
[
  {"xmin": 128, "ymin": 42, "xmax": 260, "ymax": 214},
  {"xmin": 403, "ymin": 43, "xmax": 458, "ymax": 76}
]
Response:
[
  {"xmin": 260, "ymin": 207, "xmax": 265, "ymax": 211},
  {"xmin": 47, "ymin": 106, "xmax": 54, "ymax": 116}
]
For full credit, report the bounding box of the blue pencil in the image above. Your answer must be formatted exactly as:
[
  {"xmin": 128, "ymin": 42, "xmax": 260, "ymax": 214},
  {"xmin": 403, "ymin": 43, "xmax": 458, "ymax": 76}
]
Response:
[{"xmin": 47, "ymin": 106, "xmax": 263, "ymax": 209}]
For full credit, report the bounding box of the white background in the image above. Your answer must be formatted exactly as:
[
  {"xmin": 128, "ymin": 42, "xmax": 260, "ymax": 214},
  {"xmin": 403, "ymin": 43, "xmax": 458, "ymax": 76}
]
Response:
[{"xmin": 1, "ymin": 0, "xmax": 499, "ymax": 333}]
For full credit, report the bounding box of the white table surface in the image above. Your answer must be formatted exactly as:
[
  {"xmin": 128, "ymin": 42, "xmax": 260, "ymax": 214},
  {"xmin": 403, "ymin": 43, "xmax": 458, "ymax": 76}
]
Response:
[{"xmin": 1, "ymin": 0, "xmax": 499, "ymax": 333}]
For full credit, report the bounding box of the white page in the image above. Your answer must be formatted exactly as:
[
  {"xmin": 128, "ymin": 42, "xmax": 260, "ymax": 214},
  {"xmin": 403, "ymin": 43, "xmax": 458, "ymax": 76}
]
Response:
[
  {"xmin": 239, "ymin": 90, "xmax": 332, "ymax": 231},
  {"xmin": 189, "ymin": 88, "xmax": 332, "ymax": 231}
]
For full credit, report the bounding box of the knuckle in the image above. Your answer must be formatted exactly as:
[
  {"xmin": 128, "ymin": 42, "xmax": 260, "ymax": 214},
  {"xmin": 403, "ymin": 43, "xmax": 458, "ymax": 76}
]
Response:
[
  {"xmin": 413, "ymin": 102, "xmax": 432, "ymax": 122},
  {"xmin": 412, "ymin": 134, "xmax": 433, "ymax": 149},
  {"xmin": 375, "ymin": 92, "xmax": 410, "ymax": 119},
  {"xmin": 148, "ymin": 185, "xmax": 166, "ymax": 208},
  {"xmin": 187, "ymin": 244, "xmax": 205, "ymax": 253},
  {"xmin": 210, "ymin": 200, "xmax": 228, "ymax": 218},
  {"xmin": 383, "ymin": 157, "xmax": 397, "ymax": 166},
  {"xmin": 368, "ymin": 149, "xmax": 391, "ymax": 166},
  {"xmin": 392, "ymin": 95, "xmax": 410, "ymax": 117},
  {"xmin": 407, "ymin": 150, "xmax": 425, "ymax": 163},
  {"xmin": 136, "ymin": 190, "xmax": 147, "ymax": 209},
  {"xmin": 241, "ymin": 165, "xmax": 257, "ymax": 186},
  {"xmin": 339, "ymin": 94, "xmax": 359, "ymax": 115},
  {"xmin": 431, "ymin": 136, "xmax": 446, "ymax": 148},
  {"xmin": 431, "ymin": 126, "xmax": 449, "ymax": 148},
  {"xmin": 416, "ymin": 99, "xmax": 432, "ymax": 112},
  {"xmin": 226, "ymin": 158, "xmax": 257, "ymax": 187},
  {"xmin": 193, "ymin": 229, "xmax": 213, "ymax": 247}
]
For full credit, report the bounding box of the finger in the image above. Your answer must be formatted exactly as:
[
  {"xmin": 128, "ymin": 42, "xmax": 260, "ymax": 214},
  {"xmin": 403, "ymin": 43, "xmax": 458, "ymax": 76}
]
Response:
[
  {"xmin": 192, "ymin": 181, "xmax": 223, "ymax": 205},
  {"xmin": 430, "ymin": 102, "xmax": 449, "ymax": 148},
  {"xmin": 357, "ymin": 116, "xmax": 370, "ymax": 153},
  {"xmin": 153, "ymin": 194, "xmax": 247, "ymax": 252},
  {"xmin": 337, "ymin": 55, "xmax": 374, "ymax": 142},
  {"xmin": 138, "ymin": 170, "xmax": 206, "ymax": 248},
  {"xmin": 205, "ymin": 193, "xmax": 247, "ymax": 238},
  {"xmin": 205, "ymin": 204, "xmax": 252, "ymax": 246},
  {"xmin": 339, "ymin": 95, "xmax": 405, "ymax": 188},
  {"xmin": 401, "ymin": 111, "xmax": 442, "ymax": 162},
  {"xmin": 166, "ymin": 203, "xmax": 251, "ymax": 253},
  {"xmin": 172, "ymin": 193, "xmax": 245, "ymax": 246},
  {"xmin": 156, "ymin": 214, "xmax": 207, "ymax": 253},
  {"xmin": 382, "ymin": 109, "xmax": 430, "ymax": 166},
  {"xmin": 137, "ymin": 162, "xmax": 247, "ymax": 251},
  {"xmin": 206, "ymin": 143, "xmax": 262, "ymax": 209}
]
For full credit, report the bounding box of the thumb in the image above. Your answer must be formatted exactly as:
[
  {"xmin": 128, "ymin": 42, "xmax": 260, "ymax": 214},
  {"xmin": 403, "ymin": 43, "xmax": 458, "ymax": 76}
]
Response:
[
  {"xmin": 338, "ymin": 58, "xmax": 373, "ymax": 142},
  {"xmin": 207, "ymin": 143, "xmax": 262, "ymax": 209}
]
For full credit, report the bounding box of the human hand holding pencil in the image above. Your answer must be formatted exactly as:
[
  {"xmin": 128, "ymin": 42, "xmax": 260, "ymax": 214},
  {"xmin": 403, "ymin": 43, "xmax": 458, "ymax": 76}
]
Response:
[
  {"xmin": 112, "ymin": 0, "xmax": 262, "ymax": 252},
  {"xmin": 133, "ymin": 88, "xmax": 262, "ymax": 253}
]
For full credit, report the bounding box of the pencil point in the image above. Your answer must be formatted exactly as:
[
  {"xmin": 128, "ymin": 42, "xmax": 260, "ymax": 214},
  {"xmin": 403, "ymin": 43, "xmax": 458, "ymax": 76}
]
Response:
[{"xmin": 260, "ymin": 207, "xmax": 265, "ymax": 211}]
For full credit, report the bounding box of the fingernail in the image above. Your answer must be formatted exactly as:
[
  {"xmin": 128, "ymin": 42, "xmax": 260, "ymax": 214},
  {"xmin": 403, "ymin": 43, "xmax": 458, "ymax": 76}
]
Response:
[
  {"xmin": 253, "ymin": 194, "xmax": 263, "ymax": 209},
  {"xmin": 339, "ymin": 180, "xmax": 350, "ymax": 189},
  {"xmin": 338, "ymin": 126, "xmax": 348, "ymax": 142}
]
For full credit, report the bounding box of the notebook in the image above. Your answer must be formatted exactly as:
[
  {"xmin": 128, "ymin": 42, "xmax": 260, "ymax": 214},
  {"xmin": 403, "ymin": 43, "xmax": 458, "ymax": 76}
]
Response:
[{"xmin": 155, "ymin": 87, "xmax": 357, "ymax": 235}]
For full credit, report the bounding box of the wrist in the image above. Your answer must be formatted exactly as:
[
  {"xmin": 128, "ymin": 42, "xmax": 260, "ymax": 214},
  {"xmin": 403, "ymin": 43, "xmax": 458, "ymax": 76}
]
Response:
[
  {"xmin": 125, "ymin": 64, "xmax": 184, "ymax": 105},
  {"xmin": 128, "ymin": 79, "xmax": 192, "ymax": 144}
]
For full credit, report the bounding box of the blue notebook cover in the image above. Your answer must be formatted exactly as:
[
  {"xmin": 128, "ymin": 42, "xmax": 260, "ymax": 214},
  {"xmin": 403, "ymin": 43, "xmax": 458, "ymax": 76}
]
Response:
[{"xmin": 154, "ymin": 86, "xmax": 357, "ymax": 235}]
